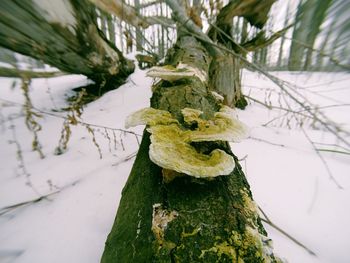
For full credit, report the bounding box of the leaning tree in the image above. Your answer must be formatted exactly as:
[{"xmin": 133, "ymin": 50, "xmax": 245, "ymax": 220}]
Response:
[{"xmin": 0, "ymin": 0, "xmax": 135, "ymax": 87}]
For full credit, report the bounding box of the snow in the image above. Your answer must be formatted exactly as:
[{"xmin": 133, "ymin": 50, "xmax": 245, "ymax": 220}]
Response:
[
  {"xmin": 0, "ymin": 62, "xmax": 13, "ymax": 69},
  {"xmin": 0, "ymin": 68, "xmax": 349, "ymax": 263},
  {"xmin": 33, "ymin": 0, "xmax": 77, "ymax": 28}
]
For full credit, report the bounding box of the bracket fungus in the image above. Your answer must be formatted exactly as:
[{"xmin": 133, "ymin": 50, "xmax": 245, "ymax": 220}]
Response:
[
  {"xmin": 210, "ymin": 91, "xmax": 224, "ymax": 103},
  {"xmin": 148, "ymin": 124, "xmax": 235, "ymax": 177},
  {"xmin": 125, "ymin": 107, "xmax": 178, "ymax": 129},
  {"xmin": 146, "ymin": 63, "xmax": 207, "ymax": 83},
  {"xmin": 125, "ymin": 107, "xmax": 248, "ymax": 178},
  {"xmin": 182, "ymin": 106, "xmax": 248, "ymax": 143}
]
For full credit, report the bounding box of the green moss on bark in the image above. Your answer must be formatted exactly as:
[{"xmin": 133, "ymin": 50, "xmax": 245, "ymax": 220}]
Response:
[
  {"xmin": 101, "ymin": 35, "xmax": 279, "ymax": 263},
  {"xmin": 101, "ymin": 132, "xmax": 162, "ymax": 262}
]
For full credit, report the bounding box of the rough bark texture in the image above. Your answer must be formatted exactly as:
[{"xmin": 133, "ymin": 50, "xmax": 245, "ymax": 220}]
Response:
[
  {"xmin": 206, "ymin": 0, "xmax": 275, "ymax": 109},
  {"xmin": 101, "ymin": 35, "xmax": 279, "ymax": 262},
  {"xmin": 0, "ymin": 0, "xmax": 134, "ymax": 85},
  {"xmin": 209, "ymin": 55, "xmax": 246, "ymax": 109}
]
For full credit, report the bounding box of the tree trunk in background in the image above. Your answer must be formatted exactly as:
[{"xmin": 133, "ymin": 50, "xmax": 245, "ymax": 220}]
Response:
[
  {"xmin": 118, "ymin": 20, "xmax": 124, "ymax": 53},
  {"xmin": 208, "ymin": 24, "xmax": 247, "ymax": 108},
  {"xmin": 253, "ymin": 47, "xmax": 259, "ymax": 64},
  {"xmin": 326, "ymin": 0, "xmax": 350, "ymax": 70},
  {"xmin": 159, "ymin": 2, "xmax": 166, "ymax": 59},
  {"xmin": 207, "ymin": 5, "xmax": 243, "ymax": 108},
  {"xmin": 288, "ymin": 0, "xmax": 332, "ymax": 71},
  {"xmin": 316, "ymin": 16, "xmax": 336, "ymax": 70},
  {"xmin": 288, "ymin": 0, "xmax": 306, "ymax": 71},
  {"xmin": 134, "ymin": 0, "xmax": 143, "ymax": 52},
  {"xmin": 100, "ymin": 10, "xmax": 108, "ymax": 37},
  {"xmin": 241, "ymin": 19, "xmax": 248, "ymax": 49},
  {"xmin": 106, "ymin": 14, "xmax": 116, "ymax": 45},
  {"xmin": 99, "ymin": 10, "xmax": 116, "ymax": 46},
  {"xmin": 101, "ymin": 35, "xmax": 279, "ymax": 263},
  {"xmin": 0, "ymin": 0, "xmax": 134, "ymax": 86},
  {"xmin": 207, "ymin": 0, "xmax": 274, "ymax": 109},
  {"xmin": 277, "ymin": 2, "xmax": 291, "ymax": 69},
  {"xmin": 260, "ymin": 46, "xmax": 268, "ymax": 66},
  {"xmin": 302, "ymin": 0, "xmax": 332, "ymax": 70}
]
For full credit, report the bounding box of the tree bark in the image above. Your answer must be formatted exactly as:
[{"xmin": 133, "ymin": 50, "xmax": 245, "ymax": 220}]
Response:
[
  {"xmin": 101, "ymin": 35, "xmax": 279, "ymax": 263},
  {"xmin": 288, "ymin": 0, "xmax": 332, "ymax": 71},
  {"xmin": 207, "ymin": 0, "xmax": 275, "ymax": 108},
  {"xmin": 0, "ymin": 0, "xmax": 134, "ymax": 86}
]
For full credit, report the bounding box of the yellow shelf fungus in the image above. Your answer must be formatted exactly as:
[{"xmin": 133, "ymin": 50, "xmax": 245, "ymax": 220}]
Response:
[
  {"xmin": 125, "ymin": 106, "xmax": 248, "ymax": 178},
  {"xmin": 125, "ymin": 107, "xmax": 178, "ymax": 129},
  {"xmin": 148, "ymin": 124, "xmax": 235, "ymax": 177},
  {"xmin": 182, "ymin": 106, "xmax": 248, "ymax": 143},
  {"xmin": 146, "ymin": 63, "xmax": 207, "ymax": 83}
]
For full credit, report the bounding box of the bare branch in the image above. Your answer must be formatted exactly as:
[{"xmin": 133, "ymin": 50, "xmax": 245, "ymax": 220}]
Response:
[
  {"xmin": 0, "ymin": 98, "xmax": 142, "ymax": 138},
  {"xmin": 316, "ymin": 149, "xmax": 350, "ymax": 155},
  {"xmin": 146, "ymin": 16, "xmax": 174, "ymax": 28},
  {"xmin": 249, "ymin": 136, "xmax": 286, "ymax": 148},
  {"xmin": 212, "ymin": 0, "xmax": 276, "ymax": 29},
  {"xmin": 266, "ymin": 28, "xmax": 350, "ymax": 71},
  {"xmin": 0, "ymin": 67, "xmax": 65, "ymax": 78},
  {"xmin": 301, "ymin": 127, "xmax": 343, "ymax": 189},
  {"xmin": 89, "ymin": 0, "xmax": 149, "ymax": 28},
  {"xmin": 139, "ymin": 0, "xmax": 162, "ymax": 9},
  {"xmin": 88, "ymin": 0, "xmax": 174, "ymax": 28},
  {"xmin": 112, "ymin": 151, "xmax": 137, "ymax": 166},
  {"xmin": 258, "ymin": 206, "xmax": 317, "ymax": 256},
  {"xmin": 242, "ymin": 24, "xmax": 294, "ymax": 52},
  {"xmin": 193, "ymin": 33, "xmax": 350, "ymax": 148},
  {"xmin": 0, "ymin": 191, "xmax": 59, "ymax": 216}
]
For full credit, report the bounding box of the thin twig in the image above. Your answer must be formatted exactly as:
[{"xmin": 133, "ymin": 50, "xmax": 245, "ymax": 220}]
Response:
[
  {"xmin": 112, "ymin": 151, "xmax": 137, "ymax": 166},
  {"xmin": 266, "ymin": 28, "xmax": 350, "ymax": 71},
  {"xmin": 301, "ymin": 127, "xmax": 343, "ymax": 189},
  {"xmin": 0, "ymin": 177, "xmax": 82, "ymax": 217},
  {"xmin": 8, "ymin": 117, "xmax": 43, "ymax": 197},
  {"xmin": 315, "ymin": 148, "xmax": 350, "ymax": 155},
  {"xmin": 258, "ymin": 206, "xmax": 317, "ymax": 256},
  {"xmin": 313, "ymin": 142, "xmax": 350, "ymax": 153},
  {"xmin": 249, "ymin": 136, "xmax": 286, "ymax": 148},
  {"xmin": 0, "ymin": 190, "xmax": 60, "ymax": 216},
  {"xmin": 0, "ymin": 98, "xmax": 142, "ymax": 138},
  {"xmin": 188, "ymin": 23, "xmax": 350, "ymax": 148}
]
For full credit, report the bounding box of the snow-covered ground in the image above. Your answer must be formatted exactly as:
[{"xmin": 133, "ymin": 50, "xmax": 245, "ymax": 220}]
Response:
[{"xmin": 0, "ymin": 67, "xmax": 349, "ymax": 263}]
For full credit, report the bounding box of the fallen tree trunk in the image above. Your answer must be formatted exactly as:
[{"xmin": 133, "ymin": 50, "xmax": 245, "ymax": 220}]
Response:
[
  {"xmin": 0, "ymin": 0, "xmax": 134, "ymax": 86},
  {"xmin": 101, "ymin": 35, "xmax": 280, "ymax": 262}
]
